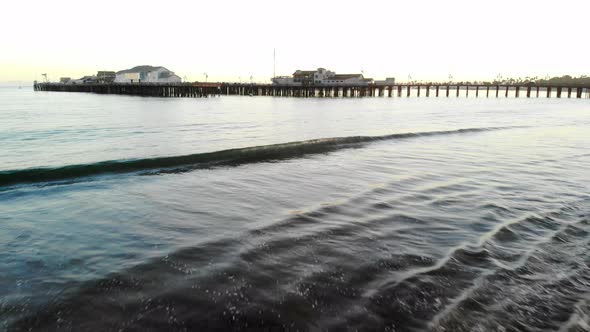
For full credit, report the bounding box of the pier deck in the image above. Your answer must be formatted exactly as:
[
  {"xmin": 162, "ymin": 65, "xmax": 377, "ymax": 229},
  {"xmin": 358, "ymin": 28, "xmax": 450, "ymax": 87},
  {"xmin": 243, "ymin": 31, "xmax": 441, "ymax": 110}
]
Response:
[{"xmin": 34, "ymin": 82, "xmax": 590, "ymax": 99}]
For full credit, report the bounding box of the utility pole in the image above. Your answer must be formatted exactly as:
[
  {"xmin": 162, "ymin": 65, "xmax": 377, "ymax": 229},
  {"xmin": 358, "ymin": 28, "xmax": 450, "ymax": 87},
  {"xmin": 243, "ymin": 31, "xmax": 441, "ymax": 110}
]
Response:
[{"xmin": 273, "ymin": 48, "xmax": 276, "ymax": 79}]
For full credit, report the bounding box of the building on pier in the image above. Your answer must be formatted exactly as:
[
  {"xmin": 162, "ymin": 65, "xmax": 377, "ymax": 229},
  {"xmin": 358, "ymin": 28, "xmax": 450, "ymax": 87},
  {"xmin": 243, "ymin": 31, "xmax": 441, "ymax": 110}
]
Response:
[
  {"xmin": 294, "ymin": 70, "xmax": 318, "ymax": 85},
  {"xmin": 66, "ymin": 71, "xmax": 115, "ymax": 85},
  {"xmin": 271, "ymin": 76, "xmax": 298, "ymax": 85},
  {"xmin": 272, "ymin": 67, "xmax": 372, "ymax": 86},
  {"xmin": 375, "ymin": 77, "xmax": 396, "ymax": 85},
  {"xmin": 97, "ymin": 71, "xmax": 116, "ymax": 84},
  {"xmin": 114, "ymin": 65, "xmax": 181, "ymax": 83},
  {"xmin": 71, "ymin": 75, "xmax": 98, "ymax": 84}
]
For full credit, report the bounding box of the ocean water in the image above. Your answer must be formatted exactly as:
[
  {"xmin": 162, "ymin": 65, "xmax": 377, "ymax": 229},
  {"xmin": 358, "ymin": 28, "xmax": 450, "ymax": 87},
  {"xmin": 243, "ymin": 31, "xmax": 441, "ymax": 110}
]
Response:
[{"xmin": 1, "ymin": 87, "xmax": 590, "ymax": 331}]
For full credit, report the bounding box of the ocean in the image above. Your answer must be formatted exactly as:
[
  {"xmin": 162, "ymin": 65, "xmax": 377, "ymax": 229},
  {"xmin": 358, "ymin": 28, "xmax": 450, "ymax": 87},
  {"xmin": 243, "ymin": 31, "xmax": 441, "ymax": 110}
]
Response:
[{"xmin": 1, "ymin": 86, "xmax": 589, "ymax": 331}]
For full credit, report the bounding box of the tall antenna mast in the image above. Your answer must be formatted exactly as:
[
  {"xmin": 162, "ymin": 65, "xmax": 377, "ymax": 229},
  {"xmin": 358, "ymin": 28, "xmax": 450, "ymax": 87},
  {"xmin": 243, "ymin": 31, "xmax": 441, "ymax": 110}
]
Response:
[{"xmin": 273, "ymin": 48, "xmax": 276, "ymax": 79}]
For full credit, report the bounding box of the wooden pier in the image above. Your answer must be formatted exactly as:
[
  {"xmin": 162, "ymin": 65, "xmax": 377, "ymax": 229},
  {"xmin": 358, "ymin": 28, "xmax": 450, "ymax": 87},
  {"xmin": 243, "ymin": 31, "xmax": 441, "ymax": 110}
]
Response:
[
  {"xmin": 34, "ymin": 82, "xmax": 590, "ymax": 99},
  {"xmin": 34, "ymin": 82, "xmax": 221, "ymax": 98}
]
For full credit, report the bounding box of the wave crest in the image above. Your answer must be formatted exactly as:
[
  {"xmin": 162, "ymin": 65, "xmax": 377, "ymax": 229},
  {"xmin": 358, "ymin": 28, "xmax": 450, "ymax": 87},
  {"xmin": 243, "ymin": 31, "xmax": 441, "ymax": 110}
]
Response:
[{"xmin": 0, "ymin": 127, "xmax": 511, "ymax": 187}]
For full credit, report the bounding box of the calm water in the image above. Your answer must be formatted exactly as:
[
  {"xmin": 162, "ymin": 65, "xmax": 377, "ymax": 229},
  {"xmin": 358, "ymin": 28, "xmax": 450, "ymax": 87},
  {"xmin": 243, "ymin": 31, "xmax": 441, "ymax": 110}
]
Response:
[{"xmin": 1, "ymin": 87, "xmax": 590, "ymax": 331}]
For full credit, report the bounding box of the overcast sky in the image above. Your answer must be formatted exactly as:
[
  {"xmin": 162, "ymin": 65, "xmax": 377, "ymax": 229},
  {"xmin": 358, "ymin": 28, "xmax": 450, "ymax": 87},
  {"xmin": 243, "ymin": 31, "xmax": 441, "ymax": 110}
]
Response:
[{"xmin": 2, "ymin": 0, "xmax": 588, "ymax": 83}]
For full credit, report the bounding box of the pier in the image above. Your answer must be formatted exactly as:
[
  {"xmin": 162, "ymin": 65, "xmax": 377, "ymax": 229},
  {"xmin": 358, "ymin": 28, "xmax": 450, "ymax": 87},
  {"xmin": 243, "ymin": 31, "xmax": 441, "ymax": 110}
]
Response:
[
  {"xmin": 34, "ymin": 82, "xmax": 590, "ymax": 99},
  {"xmin": 34, "ymin": 82, "xmax": 221, "ymax": 98}
]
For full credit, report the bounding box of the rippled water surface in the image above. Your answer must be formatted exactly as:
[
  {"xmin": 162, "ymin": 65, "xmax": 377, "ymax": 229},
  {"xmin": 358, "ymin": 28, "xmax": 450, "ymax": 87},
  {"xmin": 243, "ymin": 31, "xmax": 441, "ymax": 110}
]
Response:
[{"xmin": 1, "ymin": 87, "xmax": 590, "ymax": 331}]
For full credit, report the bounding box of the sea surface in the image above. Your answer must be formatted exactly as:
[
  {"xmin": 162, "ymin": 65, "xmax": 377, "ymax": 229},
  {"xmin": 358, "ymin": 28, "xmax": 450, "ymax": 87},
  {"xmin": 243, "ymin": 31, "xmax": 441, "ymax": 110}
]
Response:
[{"xmin": 1, "ymin": 86, "xmax": 590, "ymax": 331}]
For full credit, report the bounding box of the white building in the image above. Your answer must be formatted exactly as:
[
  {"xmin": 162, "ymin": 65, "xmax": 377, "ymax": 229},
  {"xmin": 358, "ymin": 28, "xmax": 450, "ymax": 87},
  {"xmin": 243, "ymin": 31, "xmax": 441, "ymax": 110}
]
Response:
[
  {"xmin": 320, "ymin": 74, "xmax": 371, "ymax": 85},
  {"xmin": 114, "ymin": 65, "xmax": 182, "ymax": 83},
  {"xmin": 272, "ymin": 68, "xmax": 373, "ymax": 86}
]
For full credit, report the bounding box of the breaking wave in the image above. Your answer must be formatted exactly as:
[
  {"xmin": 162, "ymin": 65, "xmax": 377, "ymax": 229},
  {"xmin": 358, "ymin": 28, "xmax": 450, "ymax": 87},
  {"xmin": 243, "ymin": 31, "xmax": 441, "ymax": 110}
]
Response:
[{"xmin": 0, "ymin": 127, "xmax": 511, "ymax": 187}]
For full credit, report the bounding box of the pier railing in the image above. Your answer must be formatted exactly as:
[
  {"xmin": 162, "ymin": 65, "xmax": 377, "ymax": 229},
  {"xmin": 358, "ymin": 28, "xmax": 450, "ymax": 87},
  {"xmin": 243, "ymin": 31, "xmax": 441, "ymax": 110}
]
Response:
[{"xmin": 33, "ymin": 82, "xmax": 590, "ymax": 99}]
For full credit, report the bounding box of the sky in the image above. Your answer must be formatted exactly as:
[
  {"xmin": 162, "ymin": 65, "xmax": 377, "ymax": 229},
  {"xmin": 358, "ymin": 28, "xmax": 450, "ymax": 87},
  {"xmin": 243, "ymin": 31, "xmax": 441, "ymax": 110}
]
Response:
[{"xmin": 1, "ymin": 0, "xmax": 589, "ymax": 83}]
